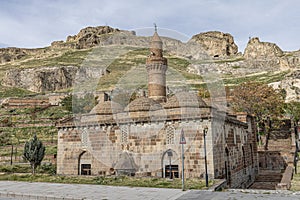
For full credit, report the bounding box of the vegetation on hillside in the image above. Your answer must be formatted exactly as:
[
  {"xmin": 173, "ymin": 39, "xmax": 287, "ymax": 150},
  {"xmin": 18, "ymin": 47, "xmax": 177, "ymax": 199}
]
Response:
[
  {"xmin": 0, "ymin": 85, "xmax": 34, "ymax": 98},
  {"xmin": 0, "ymin": 105, "xmax": 70, "ymax": 166},
  {"xmin": 230, "ymin": 81, "xmax": 285, "ymax": 150}
]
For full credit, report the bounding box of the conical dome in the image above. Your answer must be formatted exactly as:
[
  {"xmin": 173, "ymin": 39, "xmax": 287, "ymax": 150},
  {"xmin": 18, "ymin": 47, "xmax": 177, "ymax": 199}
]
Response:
[{"xmin": 149, "ymin": 31, "xmax": 163, "ymax": 57}]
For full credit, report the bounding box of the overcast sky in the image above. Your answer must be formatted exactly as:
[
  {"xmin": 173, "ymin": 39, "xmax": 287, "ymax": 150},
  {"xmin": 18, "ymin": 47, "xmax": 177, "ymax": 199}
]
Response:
[{"xmin": 0, "ymin": 0, "xmax": 299, "ymax": 52}]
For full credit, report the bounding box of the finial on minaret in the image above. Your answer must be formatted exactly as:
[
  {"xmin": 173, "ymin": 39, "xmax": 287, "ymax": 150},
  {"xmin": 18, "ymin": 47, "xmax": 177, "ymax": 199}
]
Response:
[{"xmin": 154, "ymin": 23, "xmax": 157, "ymax": 32}]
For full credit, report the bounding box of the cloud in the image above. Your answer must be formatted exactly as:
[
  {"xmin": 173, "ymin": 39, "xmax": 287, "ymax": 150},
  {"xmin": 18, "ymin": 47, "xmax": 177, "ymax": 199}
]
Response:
[{"xmin": 0, "ymin": 0, "xmax": 299, "ymax": 51}]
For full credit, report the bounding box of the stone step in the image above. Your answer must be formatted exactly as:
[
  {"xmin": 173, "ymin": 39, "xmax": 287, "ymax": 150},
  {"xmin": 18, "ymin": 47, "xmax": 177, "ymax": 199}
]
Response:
[
  {"xmin": 255, "ymin": 175, "xmax": 282, "ymax": 182},
  {"xmin": 255, "ymin": 171, "xmax": 282, "ymax": 182},
  {"xmin": 249, "ymin": 182, "xmax": 278, "ymax": 190},
  {"xmin": 249, "ymin": 169, "xmax": 283, "ymax": 190}
]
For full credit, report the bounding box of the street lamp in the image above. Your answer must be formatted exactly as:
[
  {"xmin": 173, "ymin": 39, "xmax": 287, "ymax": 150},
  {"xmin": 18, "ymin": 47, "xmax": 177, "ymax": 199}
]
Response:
[
  {"xmin": 167, "ymin": 150, "xmax": 173, "ymax": 179},
  {"xmin": 203, "ymin": 125, "xmax": 209, "ymax": 187}
]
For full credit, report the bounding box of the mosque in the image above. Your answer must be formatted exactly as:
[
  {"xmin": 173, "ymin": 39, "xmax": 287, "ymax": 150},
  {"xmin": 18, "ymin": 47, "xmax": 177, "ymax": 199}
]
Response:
[{"xmin": 56, "ymin": 29, "xmax": 258, "ymax": 188}]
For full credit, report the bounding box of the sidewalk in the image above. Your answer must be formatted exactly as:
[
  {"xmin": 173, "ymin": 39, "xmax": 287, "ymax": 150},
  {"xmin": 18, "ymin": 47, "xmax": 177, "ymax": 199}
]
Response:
[
  {"xmin": 2, "ymin": 181, "xmax": 300, "ymax": 200},
  {"xmin": 0, "ymin": 181, "xmax": 187, "ymax": 200}
]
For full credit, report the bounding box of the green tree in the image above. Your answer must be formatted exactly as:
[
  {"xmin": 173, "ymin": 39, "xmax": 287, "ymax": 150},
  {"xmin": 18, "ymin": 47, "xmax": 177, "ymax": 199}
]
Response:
[
  {"xmin": 284, "ymin": 101, "xmax": 300, "ymax": 140},
  {"xmin": 284, "ymin": 101, "xmax": 300, "ymax": 125},
  {"xmin": 0, "ymin": 131, "xmax": 10, "ymax": 146},
  {"xmin": 60, "ymin": 95, "xmax": 73, "ymax": 112},
  {"xmin": 230, "ymin": 82, "xmax": 284, "ymax": 150},
  {"xmin": 23, "ymin": 134, "xmax": 45, "ymax": 175}
]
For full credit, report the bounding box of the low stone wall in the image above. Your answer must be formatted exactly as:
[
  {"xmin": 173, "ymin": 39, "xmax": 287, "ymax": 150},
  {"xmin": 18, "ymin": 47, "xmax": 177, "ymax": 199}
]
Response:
[
  {"xmin": 209, "ymin": 179, "xmax": 227, "ymax": 191},
  {"xmin": 276, "ymin": 165, "xmax": 294, "ymax": 190}
]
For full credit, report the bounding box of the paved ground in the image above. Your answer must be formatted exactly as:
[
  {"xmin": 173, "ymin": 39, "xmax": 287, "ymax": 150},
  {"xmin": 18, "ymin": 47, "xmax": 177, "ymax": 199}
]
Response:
[
  {"xmin": 178, "ymin": 190, "xmax": 300, "ymax": 200},
  {"xmin": 1, "ymin": 181, "xmax": 300, "ymax": 200},
  {"xmin": 0, "ymin": 181, "xmax": 186, "ymax": 200}
]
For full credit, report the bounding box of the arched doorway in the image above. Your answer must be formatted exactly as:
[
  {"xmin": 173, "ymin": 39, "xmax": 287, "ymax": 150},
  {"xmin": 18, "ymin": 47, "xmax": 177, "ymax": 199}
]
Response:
[
  {"xmin": 161, "ymin": 149, "xmax": 179, "ymax": 179},
  {"xmin": 78, "ymin": 151, "xmax": 92, "ymax": 175},
  {"xmin": 225, "ymin": 147, "xmax": 231, "ymax": 186},
  {"xmin": 242, "ymin": 146, "xmax": 246, "ymax": 174},
  {"xmin": 250, "ymin": 144, "xmax": 254, "ymax": 166}
]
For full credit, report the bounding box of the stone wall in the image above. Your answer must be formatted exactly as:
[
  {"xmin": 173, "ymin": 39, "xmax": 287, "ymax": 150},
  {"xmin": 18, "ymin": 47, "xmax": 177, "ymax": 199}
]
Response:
[
  {"xmin": 212, "ymin": 115, "xmax": 258, "ymax": 188},
  {"xmin": 57, "ymin": 119, "xmax": 213, "ymax": 178},
  {"xmin": 57, "ymin": 109, "xmax": 258, "ymax": 188},
  {"xmin": 2, "ymin": 97, "xmax": 50, "ymax": 108}
]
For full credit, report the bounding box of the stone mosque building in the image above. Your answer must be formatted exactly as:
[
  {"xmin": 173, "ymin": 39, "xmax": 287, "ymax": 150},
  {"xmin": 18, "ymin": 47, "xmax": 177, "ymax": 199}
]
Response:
[{"xmin": 56, "ymin": 30, "xmax": 259, "ymax": 188}]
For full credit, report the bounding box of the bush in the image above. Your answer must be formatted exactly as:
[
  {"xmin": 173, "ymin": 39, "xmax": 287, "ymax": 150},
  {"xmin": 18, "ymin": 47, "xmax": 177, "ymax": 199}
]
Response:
[
  {"xmin": 0, "ymin": 164, "xmax": 31, "ymax": 173},
  {"xmin": 37, "ymin": 163, "xmax": 56, "ymax": 175}
]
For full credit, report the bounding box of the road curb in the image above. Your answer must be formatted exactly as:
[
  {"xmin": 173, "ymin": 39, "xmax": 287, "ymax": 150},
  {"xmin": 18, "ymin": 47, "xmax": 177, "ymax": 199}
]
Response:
[{"xmin": 0, "ymin": 191, "xmax": 85, "ymax": 200}]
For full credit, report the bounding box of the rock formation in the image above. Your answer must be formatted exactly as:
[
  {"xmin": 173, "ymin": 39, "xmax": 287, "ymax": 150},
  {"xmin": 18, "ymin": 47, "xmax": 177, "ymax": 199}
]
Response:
[
  {"xmin": 0, "ymin": 48, "xmax": 27, "ymax": 63},
  {"xmin": 51, "ymin": 26, "xmax": 135, "ymax": 49},
  {"xmin": 244, "ymin": 37, "xmax": 283, "ymax": 59},
  {"xmin": 2, "ymin": 66, "xmax": 106, "ymax": 92},
  {"xmin": 2, "ymin": 66, "xmax": 107, "ymax": 93},
  {"xmin": 0, "ymin": 47, "xmax": 48, "ymax": 64},
  {"xmin": 2, "ymin": 66, "xmax": 77, "ymax": 92},
  {"xmin": 279, "ymin": 70, "xmax": 300, "ymax": 102},
  {"xmin": 188, "ymin": 31, "xmax": 238, "ymax": 58}
]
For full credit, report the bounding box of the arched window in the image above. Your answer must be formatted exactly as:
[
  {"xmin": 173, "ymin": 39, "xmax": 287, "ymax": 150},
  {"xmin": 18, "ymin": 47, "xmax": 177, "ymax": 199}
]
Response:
[{"xmin": 225, "ymin": 147, "xmax": 231, "ymax": 186}]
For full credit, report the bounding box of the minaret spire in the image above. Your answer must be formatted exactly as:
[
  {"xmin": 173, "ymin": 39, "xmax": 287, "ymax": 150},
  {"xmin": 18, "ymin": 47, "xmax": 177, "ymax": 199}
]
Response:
[{"xmin": 146, "ymin": 26, "xmax": 168, "ymax": 102}]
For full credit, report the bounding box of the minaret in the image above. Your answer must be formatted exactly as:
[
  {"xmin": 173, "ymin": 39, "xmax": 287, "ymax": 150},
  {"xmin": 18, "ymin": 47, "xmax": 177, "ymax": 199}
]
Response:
[{"xmin": 146, "ymin": 25, "xmax": 168, "ymax": 102}]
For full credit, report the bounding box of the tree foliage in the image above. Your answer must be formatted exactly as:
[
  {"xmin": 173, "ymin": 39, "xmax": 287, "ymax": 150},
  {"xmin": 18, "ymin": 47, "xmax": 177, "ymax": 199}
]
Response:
[
  {"xmin": 23, "ymin": 134, "xmax": 45, "ymax": 175},
  {"xmin": 0, "ymin": 131, "xmax": 10, "ymax": 146},
  {"xmin": 284, "ymin": 101, "xmax": 300, "ymax": 124},
  {"xmin": 230, "ymin": 82, "xmax": 284, "ymax": 150}
]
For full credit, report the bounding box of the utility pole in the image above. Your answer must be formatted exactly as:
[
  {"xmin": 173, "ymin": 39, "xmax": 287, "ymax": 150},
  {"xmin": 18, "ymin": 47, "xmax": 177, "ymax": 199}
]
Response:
[
  {"xmin": 180, "ymin": 129, "xmax": 186, "ymax": 191},
  {"xmin": 203, "ymin": 126, "xmax": 209, "ymax": 187}
]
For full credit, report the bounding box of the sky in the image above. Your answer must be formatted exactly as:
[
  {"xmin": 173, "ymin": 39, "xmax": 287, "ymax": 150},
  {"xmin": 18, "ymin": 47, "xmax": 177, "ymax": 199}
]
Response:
[{"xmin": 0, "ymin": 0, "xmax": 299, "ymax": 52}]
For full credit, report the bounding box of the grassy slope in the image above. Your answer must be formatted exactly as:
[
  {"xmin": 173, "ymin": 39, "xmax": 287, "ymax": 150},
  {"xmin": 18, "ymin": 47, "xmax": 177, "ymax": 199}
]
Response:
[
  {"xmin": 0, "ymin": 106, "xmax": 70, "ymax": 163},
  {"xmin": 0, "ymin": 173, "xmax": 213, "ymax": 189},
  {"xmin": 0, "ymin": 46, "xmax": 290, "ymax": 95},
  {"xmin": 291, "ymin": 157, "xmax": 300, "ymax": 191}
]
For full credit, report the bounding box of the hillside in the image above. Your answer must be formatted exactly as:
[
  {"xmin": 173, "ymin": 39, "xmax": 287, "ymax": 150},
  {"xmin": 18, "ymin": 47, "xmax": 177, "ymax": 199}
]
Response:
[
  {"xmin": 0, "ymin": 25, "xmax": 299, "ymax": 173},
  {"xmin": 0, "ymin": 25, "xmax": 299, "ymax": 101}
]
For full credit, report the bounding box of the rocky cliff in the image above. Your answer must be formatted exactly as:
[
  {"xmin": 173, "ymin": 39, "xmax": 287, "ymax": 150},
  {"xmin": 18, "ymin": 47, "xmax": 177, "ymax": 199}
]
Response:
[
  {"xmin": 2, "ymin": 66, "xmax": 77, "ymax": 92},
  {"xmin": 188, "ymin": 31, "xmax": 238, "ymax": 57},
  {"xmin": 2, "ymin": 66, "xmax": 107, "ymax": 92},
  {"xmin": 279, "ymin": 70, "xmax": 300, "ymax": 102},
  {"xmin": 244, "ymin": 37, "xmax": 283, "ymax": 59},
  {"xmin": 0, "ymin": 47, "xmax": 47, "ymax": 64},
  {"xmin": 51, "ymin": 26, "xmax": 135, "ymax": 49}
]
